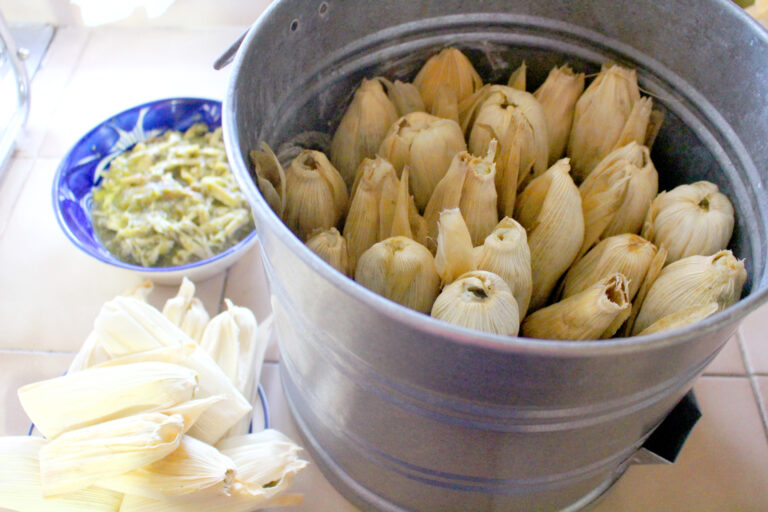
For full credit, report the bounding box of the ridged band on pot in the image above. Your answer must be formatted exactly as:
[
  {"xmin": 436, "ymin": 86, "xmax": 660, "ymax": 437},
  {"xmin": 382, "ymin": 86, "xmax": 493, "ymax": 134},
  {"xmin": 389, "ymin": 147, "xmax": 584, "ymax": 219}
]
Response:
[{"xmin": 222, "ymin": 1, "xmax": 768, "ymax": 511}]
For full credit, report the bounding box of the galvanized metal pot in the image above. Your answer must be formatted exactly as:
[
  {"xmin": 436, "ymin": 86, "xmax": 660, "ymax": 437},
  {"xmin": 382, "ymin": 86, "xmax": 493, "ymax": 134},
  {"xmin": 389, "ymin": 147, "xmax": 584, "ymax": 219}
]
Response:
[{"xmin": 222, "ymin": 1, "xmax": 768, "ymax": 510}]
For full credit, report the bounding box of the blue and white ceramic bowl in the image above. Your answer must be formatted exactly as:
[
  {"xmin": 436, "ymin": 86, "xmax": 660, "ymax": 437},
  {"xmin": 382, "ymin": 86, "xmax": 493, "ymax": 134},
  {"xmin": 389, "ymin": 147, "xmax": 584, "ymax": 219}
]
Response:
[{"xmin": 53, "ymin": 97, "xmax": 258, "ymax": 285}]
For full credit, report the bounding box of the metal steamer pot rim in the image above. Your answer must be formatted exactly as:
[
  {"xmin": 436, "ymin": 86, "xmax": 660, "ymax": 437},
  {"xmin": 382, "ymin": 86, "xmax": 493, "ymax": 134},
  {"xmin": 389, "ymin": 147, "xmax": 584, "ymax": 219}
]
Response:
[{"xmin": 222, "ymin": 9, "xmax": 768, "ymax": 359}]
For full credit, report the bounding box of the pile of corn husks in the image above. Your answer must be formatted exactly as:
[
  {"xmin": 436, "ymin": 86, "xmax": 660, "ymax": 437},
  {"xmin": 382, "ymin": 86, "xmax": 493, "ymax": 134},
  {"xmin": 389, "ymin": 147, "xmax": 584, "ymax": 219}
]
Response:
[
  {"xmin": 0, "ymin": 279, "xmax": 307, "ymax": 511},
  {"xmin": 251, "ymin": 48, "xmax": 746, "ymax": 340}
]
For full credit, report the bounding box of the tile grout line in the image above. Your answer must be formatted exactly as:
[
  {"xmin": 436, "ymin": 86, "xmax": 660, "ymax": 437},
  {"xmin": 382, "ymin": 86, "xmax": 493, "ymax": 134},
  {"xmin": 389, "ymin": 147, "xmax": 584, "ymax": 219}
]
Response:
[{"xmin": 736, "ymin": 331, "xmax": 768, "ymax": 441}]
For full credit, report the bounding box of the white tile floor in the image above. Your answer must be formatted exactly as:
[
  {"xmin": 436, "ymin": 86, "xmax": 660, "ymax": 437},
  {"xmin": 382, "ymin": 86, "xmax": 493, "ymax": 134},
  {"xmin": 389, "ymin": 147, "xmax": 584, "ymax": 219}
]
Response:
[{"xmin": 0, "ymin": 19, "xmax": 767, "ymax": 512}]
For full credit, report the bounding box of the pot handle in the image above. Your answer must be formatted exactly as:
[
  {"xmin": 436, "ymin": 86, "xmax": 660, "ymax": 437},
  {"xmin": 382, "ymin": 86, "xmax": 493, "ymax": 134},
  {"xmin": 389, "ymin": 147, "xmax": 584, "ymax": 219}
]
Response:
[
  {"xmin": 213, "ymin": 26, "xmax": 250, "ymax": 70},
  {"xmin": 631, "ymin": 391, "xmax": 701, "ymax": 465}
]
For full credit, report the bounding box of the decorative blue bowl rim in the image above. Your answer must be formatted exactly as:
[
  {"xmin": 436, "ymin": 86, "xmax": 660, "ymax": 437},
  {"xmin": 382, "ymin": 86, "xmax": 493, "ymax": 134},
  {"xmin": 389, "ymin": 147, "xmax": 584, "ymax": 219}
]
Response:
[{"xmin": 52, "ymin": 96, "xmax": 258, "ymax": 274}]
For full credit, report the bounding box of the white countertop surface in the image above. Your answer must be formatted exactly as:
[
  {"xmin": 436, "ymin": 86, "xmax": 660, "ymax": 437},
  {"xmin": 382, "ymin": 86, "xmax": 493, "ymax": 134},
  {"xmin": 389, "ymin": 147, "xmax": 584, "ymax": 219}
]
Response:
[{"xmin": 1, "ymin": 19, "xmax": 768, "ymax": 512}]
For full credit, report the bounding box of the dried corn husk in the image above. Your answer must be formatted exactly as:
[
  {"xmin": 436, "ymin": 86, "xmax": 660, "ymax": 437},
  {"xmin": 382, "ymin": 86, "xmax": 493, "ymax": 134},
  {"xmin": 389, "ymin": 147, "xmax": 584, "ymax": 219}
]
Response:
[
  {"xmin": 96, "ymin": 435, "xmax": 236, "ymax": 499},
  {"xmin": 431, "ymin": 270, "xmax": 520, "ymax": 336},
  {"xmin": 123, "ymin": 280, "xmax": 154, "ymax": 302},
  {"xmin": 67, "ymin": 331, "xmax": 104, "ymax": 374},
  {"xmin": 622, "ymin": 246, "xmax": 668, "ymax": 336},
  {"xmin": 413, "ymin": 47, "xmax": 483, "ymax": 114},
  {"xmin": 249, "ymin": 142, "xmax": 286, "ymax": 217},
  {"xmin": 355, "ymin": 236, "xmax": 441, "ymax": 313},
  {"xmin": 17, "ymin": 362, "xmax": 197, "ymax": 440},
  {"xmin": 330, "ymin": 78, "xmax": 399, "ymax": 185},
  {"xmin": 306, "ymin": 227, "xmax": 350, "ymax": 276},
  {"xmin": 390, "ymin": 166, "xmax": 429, "ymax": 246},
  {"xmin": 562, "ymin": 234, "xmax": 658, "ymax": 302},
  {"xmin": 579, "ymin": 142, "xmax": 658, "ymax": 256},
  {"xmin": 423, "ymin": 141, "xmax": 499, "ymax": 246},
  {"xmin": 632, "ymin": 250, "xmax": 746, "ymax": 334},
  {"xmin": 434, "ymin": 208, "xmax": 476, "ymax": 285},
  {"xmin": 507, "ymin": 61, "xmax": 527, "ymax": 91},
  {"xmin": 460, "ymin": 85, "xmax": 549, "ymax": 215},
  {"xmin": 514, "ymin": 158, "xmax": 584, "ymax": 311},
  {"xmin": 637, "ymin": 302, "xmax": 720, "ymax": 336},
  {"xmin": 217, "ymin": 429, "xmax": 308, "ymax": 497},
  {"xmin": 120, "ymin": 430, "xmax": 307, "ymax": 512},
  {"xmin": 283, "ymin": 149, "xmax": 348, "ymax": 241},
  {"xmin": 474, "ymin": 217, "xmax": 532, "ymax": 318},
  {"xmin": 613, "ymin": 96, "xmax": 653, "ymax": 150},
  {"xmin": 533, "ymin": 65, "xmax": 586, "ymax": 165},
  {"xmin": 522, "ymin": 273, "xmax": 631, "ymax": 340},
  {"xmin": 0, "ymin": 436, "xmax": 123, "ymax": 512},
  {"xmin": 377, "ymin": 111, "xmax": 467, "ymax": 210},
  {"xmin": 159, "ymin": 396, "xmax": 225, "ymax": 434},
  {"xmin": 567, "ymin": 64, "xmax": 643, "ymax": 182},
  {"xmin": 343, "ymin": 157, "xmax": 399, "ymax": 272},
  {"xmin": 200, "ymin": 299, "xmax": 261, "ymax": 394},
  {"xmin": 430, "ymin": 84, "xmax": 460, "ymax": 122},
  {"xmin": 93, "ymin": 344, "xmax": 252, "ymax": 445},
  {"xmin": 641, "ymin": 180, "xmax": 735, "ymax": 263},
  {"xmin": 376, "ymin": 77, "xmax": 425, "ymax": 116},
  {"xmin": 39, "ymin": 413, "xmax": 185, "ymax": 496},
  {"xmin": 163, "ymin": 277, "xmax": 210, "ymax": 342},
  {"xmin": 93, "ymin": 296, "xmax": 191, "ymax": 357}
]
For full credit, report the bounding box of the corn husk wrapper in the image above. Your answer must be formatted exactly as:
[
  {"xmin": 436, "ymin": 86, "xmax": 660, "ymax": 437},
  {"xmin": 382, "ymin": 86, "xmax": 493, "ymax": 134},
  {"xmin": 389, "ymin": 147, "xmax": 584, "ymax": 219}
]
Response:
[
  {"xmin": 622, "ymin": 246, "xmax": 668, "ymax": 337},
  {"xmin": 390, "ymin": 166, "xmax": 429, "ymax": 246},
  {"xmin": 641, "ymin": 180, "xmax": 735, "ymax": 263},
  {"xmin": 423, "ymin": 140, "xmax": 499, "ymax": 247},
  {"xmin": 119, "ymin": 485, "xmax": 303, "ymax": 512},
  {"xmin": 119, "ymin": 430, "xmax": 307, "ymax": 512},
  {"xmin": 306, "ymin": 227, "xmax": 350, "ymax": 276},
  {"xmin": 431, "ymin": 270, "xmax": 520, "ymax": 336},
  {"xmin": 39, "ymin": 412, "xmax": 185, "ymax": 496},
  {"xmin": 355, "ymin": 236, "xmax": 441, "ymax": 313},
  {"xmin": 343, "ymin": 157, "xmax": 399, "ymax": 272},
  {"xmin": 461, "ymin": 85, "xmax": 549, "ymax": 216},
  {"xmin": 249, "ymin": 142, "xmax": 286, "ymax": 217},
  {"xmin": 632, "ymin": 250, "xmax": 746, "ymax": 334},
  {"xmin": 123, "ymin": 280, "xmax": 154, "ymax": 301},
  {"xmin": 522, "ymin": 273, "xmax": 631, "ymax": 340},
  {"xmin": 430, "ymin": 84, "xmax": 460, "ymax": 122},
  {"xmin": 200, "ymin": 299, "xmax": 261, "ymax": 393},
  {"xmin": 92, "ymin": 343, "xmax": 253, "ymax": 445},
  {"xmin": 413, "ymin": 47, "xmax": 483, "ymax": 114},
  {"xmin": 377, "ymin": 111, "xmax": 467, "ymax": 210},
  {"xmin": 330, "ymin": 78, "xmax": 399, "ymax": 186},
  {"xmin": 514, "ymin": 158, "xmax": 584, "ymax": 311},
  {"xmin": 96, "ymin": 435, "xmax": 236, "ymax": 499},
  {"xmin": 217, "ymin": 429, "xmax": 308, "ymax": 497},
  {"xmin": 434, "ymin": 208, "xmax": 476, "ymax": 285},
  {"xmin": 579, "ymin": 142, "xmax": 658, "ymax": 256},
  {"xmin": 533, "ymin": 65, "xmax": 586, "ymax": 165},
  {"xmin": 567, "ymin": 64, "xmax": 644, "ymax": 182},
  {"xmin": 283, "ymin": 149, "xmax": 348, "ymax": 241},
  {"xmin": 562, "ymin": 234, "xmax": 658, "ymax": 302},
  {"xmin": 507, "ymin": 62, "xmax": 527, "ymax": 91},
  {"xmin": 160, "ymin": 396, "xmax": 226, "ymax": 434},
  {"xmin": 17, "ymin": 361, "xmax": 197, "ymax": 440},
  {"xmin": 376, "ymin": 77, "xmax": 425, "ymax": 116},
  {"xmin": 67, "ymin": 331, "xmax": 105, "ymax": 374},
  {"xmin": 201, "ymin": 298, "xmax": 266, "ymax": 437},
  {"xmin": 474, "ymin": 217, "xmax": 532, "ymax": 318},
  {"xmin": 0, "ymin": 436, "xmax": 123, "ymax": 512},
  {"xmin": 93, "ymin": 296, "xmax": 191, "ymax": 358},
  {"xmin": 638, "ymin": 302, "xmax": 720, "ymax": 336},
  {"xmin": 163, "ymin": 277, "xmax": 210, "ymax": 342}
]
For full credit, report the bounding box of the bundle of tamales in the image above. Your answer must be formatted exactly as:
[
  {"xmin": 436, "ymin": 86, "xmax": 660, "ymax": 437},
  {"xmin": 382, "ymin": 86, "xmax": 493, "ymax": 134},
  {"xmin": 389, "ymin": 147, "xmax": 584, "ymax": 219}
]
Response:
[
  {"xmin": 250, "ymin": 48, "xmax": 746, "ymax": 341},
  {"xmin": 0, "ymin": 280, "xmax": 307, "ymax": 511}
]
